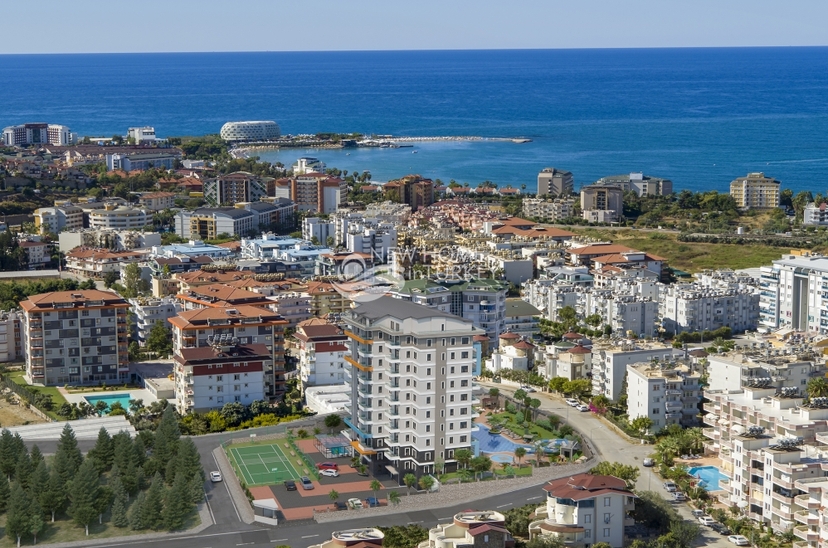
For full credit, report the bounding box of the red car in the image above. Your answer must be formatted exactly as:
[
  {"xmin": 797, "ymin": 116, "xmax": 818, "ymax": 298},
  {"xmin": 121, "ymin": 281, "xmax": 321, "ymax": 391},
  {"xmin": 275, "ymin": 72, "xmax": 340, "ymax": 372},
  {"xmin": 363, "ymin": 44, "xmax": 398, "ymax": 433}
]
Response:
[{"xmin": 317, "ymin": 462, "xmax": 339, "ymax": 471}]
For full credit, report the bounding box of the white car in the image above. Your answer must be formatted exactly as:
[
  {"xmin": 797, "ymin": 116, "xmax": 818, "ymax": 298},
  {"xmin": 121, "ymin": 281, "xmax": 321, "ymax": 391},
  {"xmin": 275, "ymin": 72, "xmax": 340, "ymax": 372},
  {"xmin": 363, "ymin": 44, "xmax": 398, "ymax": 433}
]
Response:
[
  {"xmin": 319, "ymin": 468, "xmax": 340, "ymax": 477},
  {"xmin": 663, "ymin": 481, "xmax": 677, "ymax": 493},
  {"xmin": 520, "ymin": 385, "xmax": 537, "ymax": 393},
  {"xmin": 699, "ymin": 516, "xmax": 716, "ymax": 526},
  {"xmin": 643, "ymin": 458, "xmax": 655, "ymax": 467},
  {"xmin": 347, "ymin": 497, "xmax": 364, "ymax": 509},
  {"xmin": 673, "ymin": 492, "xmax": 686, "ymax": 501},
  {"xmin": 210, "ymin": 471, "xmax": 222, "ymax": 483},
  {"xmin": 728, "ymin": 535, "xmax": 750, "ymax": 546},
  {"xmin": 565, "ymin": 398, "xmax": 580, "ymax": 407},
  {"xmin": 576, "ymin": 404, "xmax": 590, "ymax": 412}
]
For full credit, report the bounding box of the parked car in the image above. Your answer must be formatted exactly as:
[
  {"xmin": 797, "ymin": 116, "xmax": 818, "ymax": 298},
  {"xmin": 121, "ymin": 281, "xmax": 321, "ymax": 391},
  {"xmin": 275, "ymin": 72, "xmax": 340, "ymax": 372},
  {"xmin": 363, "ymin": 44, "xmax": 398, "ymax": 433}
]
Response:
[
  {"xmin": 520, "ymin": 385, "xmax": 537, "ymax": 393},
  {"xmin": 565, "ymin": 398, "xmax": 580, "ymax": 407},
  {"xmin": 320, "ymin": 469, "xmax": 340, "ymax": 477},
  {"xmin": 317, "ymin": 462, "xmax": 339, "ymax": 471},
  {"xmin": 673, "ymin": 492, "xmax": 686, "ymax": 501},
  {"xmin": 300, "ymin": 476, "xmax": 314, "ymax": 490},
  {"xmin": 643, "ymin": 458, "xmax": 655, "ymax": 467},
  {"xmin": 728, "ymin": 535, "xmax": 750, "ymax": 546},
  {"xmin": 347, "ymin": 497, "xmax": 364, "ymax": 509},
  {"xmin": 663, "ymin": 481, "xmax": 677, "ymax": 493},
  {"xmin": 698, "ymin": 516, "xmax": 716, "ymax": 526},
  {"xmin": 333, "ymin": 501, "xmax": 348, "ymax": 510},
  {"xmin": 691, "ymin": 509, "xmax": 705, "ymax": 518},
  {"xmin": 284, "ymin": 480, "xmax": 297, "ymax": 491},
  {"xmin": 719, "ymin": 527, "xmax": 734, "ymax": 536},
  {"xmin": 576, "ymin": 404, "xmax": 590, "ymax": 412},
  {"xmin": 209, "ymin": 471, "xmax": 222, "ymax": 482},
  {"xmin": 365, "ymin": 497, "xmax": 380, "ymax": 507}
]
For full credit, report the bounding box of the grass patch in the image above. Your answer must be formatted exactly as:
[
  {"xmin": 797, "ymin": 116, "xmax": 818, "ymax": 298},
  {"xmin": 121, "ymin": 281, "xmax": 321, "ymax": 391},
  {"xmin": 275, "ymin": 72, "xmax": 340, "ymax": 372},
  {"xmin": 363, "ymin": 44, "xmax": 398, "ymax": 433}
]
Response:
[
  {"xmin": 567, "ymin": 228, "xmax": 784, "ymax": 273},
  {"xmin": 490, "ymin": 411, "xmax": 559, "ymax": 441},
  {"xmin": 6, "ymin": 370, "xmax": 68, "ymax": 420},
  {"xmin": 0, "ymin": 508, "xmax": 200, "ymax": 547},
  {"xmin": 440, "ymin": 465, "xmax": 533, "ymax": 483}
]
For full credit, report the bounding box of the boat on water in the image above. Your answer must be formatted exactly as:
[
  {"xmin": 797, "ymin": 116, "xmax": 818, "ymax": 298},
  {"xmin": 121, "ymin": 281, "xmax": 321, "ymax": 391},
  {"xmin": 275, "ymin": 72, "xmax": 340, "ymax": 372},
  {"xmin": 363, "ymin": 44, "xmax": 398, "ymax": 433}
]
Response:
[
  {"xmin": 512, "ymin": 138, "xmax": 532, "ymax": 144},
  {"xmin": 412, "ymin": 150, "xmax": 418, "ymax": 154}
]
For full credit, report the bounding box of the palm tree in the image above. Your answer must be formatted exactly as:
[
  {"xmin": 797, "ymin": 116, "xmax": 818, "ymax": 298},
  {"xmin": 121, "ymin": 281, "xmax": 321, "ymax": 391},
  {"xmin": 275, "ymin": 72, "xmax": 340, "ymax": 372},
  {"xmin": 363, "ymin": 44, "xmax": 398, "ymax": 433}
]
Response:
[
  {"xmin": 807, "ymin": 377, "xmax": 828, "ymax": 399},
  {"xmin": 419, "ymin": 476, "xmax": 435, "ymax": 493},
  {"xmin": 369, "ymin": 479, "xmax": 382, "ymax": 499},
  {"xmin": 403, "ymin": 473, "xmax": 417, "ymax": 495},
  {"xmin": 655, "ymin": 436, "xmax": 681, "ymax": 465},
  {"xmin": 514, "ymin": 447, "xmax": 527, "ymax": 467},
  {"xmin": 454, "ymin": 448, "xmax": 473, "ymax": 469},
  {"xmin": 533, "ymin": 441, "xmax": 546, "ymax": 467},
  {"xmin": 685, "ymin": 427, "xmax": 706, "ymax": 454},
  {"xmin": 328, "ymin": 489, "xmax": 340, "ymax": 505},
  {"xmin": 388, "ymin": 490, "xmax": 401, "ymax": 506}
]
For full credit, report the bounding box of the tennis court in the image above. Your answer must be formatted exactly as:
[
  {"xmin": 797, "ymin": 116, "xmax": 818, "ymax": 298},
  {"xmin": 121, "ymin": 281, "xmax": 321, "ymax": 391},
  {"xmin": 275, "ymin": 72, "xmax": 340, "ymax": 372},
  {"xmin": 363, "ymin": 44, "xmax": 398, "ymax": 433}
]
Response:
[{"xmin": 225, "ymin": 442, "xmax": 309, "ymax": 487}]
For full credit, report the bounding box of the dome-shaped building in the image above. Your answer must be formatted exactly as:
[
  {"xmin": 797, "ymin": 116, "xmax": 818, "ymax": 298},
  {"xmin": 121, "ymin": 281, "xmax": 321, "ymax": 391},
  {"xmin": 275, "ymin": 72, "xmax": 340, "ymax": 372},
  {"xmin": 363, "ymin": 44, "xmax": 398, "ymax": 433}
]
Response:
[{"xmin": 220, "ymin": 121, "xmax": 281, "ymax": 142}]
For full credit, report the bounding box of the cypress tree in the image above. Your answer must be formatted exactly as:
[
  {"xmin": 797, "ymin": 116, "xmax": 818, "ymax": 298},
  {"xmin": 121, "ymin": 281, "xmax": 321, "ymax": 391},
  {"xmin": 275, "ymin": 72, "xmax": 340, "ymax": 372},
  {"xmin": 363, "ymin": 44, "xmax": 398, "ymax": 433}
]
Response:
[
  {"xmin": 6, "ymin": 482, "xmax": 33, "ymax": 547},
  {"xmin": 128, "ymin": 491, "xmax": 147, "ymax": 530},
  {"xmin": 140, "ymin": 472, "xmax": 165, "ymax": 530},
  {"xmin": 28, "ymin": 505, "xmax": 45, "ymax": 546},
  {"xmin": 152, "ymin": 407, "xmax": 181, "ymax": 477},
  {"xmin": 112, "ymin": 431, "xmax": 133, "ymax": 471},
  {"xmin": 14, "ymin": 451, "xmax": 33, "ymax": 490},
  {"xmin": 41, "ymin": 468, "xmax": 66, "ymax": 522},
  {"xmin": 29, "ymin": 444, "xmax": 44, "ymax": 469},
  {"xmin": 54, "ymin": 424, "xmax": 83, "ymax": 484},
  {"xmin": 67, "ymin": 458, "xmax": 100, "ymax": 536},
  {"xmin": 0, "ymin": 476, "xmax": 10, "ymax": 513},
  {"xmin": 188, "ymin": 472, "xmax": 204, "ymax": 504},
  {"xmin": 110, "ymin": 474, "xmax": 129, "ymax": 528},
  {"xmin": 164, "ymin": 458, "xmax": 178, "ymax": 486},
  {"xmin": 163, "ymin": 471, "xmax": 192, "ymax": 531},
  {"xmin": 88, "ymin": 428, "xmax": 114, "ymax": 472},
  {"xmin": 177, "ymin": 438, "xmax": 204, "ymax": 482},
  {"xmin": 0, "ymin": 429, "xmax": 20, "ymax": 479},
  {"xmin": 29, "ymin": 460, "xmax": 49, "ymax": 497}
]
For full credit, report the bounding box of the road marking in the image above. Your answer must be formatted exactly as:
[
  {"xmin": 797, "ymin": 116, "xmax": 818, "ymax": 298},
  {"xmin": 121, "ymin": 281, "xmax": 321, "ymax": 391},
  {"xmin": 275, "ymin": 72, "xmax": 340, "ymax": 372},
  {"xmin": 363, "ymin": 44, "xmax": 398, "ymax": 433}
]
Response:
[
  {"xmin": 527, "ymin": 496, "xmax": 542, "ymax": 500},
  {"xmin": 408, "ymin": 520, "xmax": 423, "ymax": 524},
  {"xmin": 273, "ymin": 540, "xmax": 288, "ymax": 543},
  {"xmin": 438, "ymin": 516, "xmax": 452, "ymax": 520},
  {"xmin": 302, "ymin": 534, "xmax": 320, "ymax": 539},
  {"xmin": 213, "ymin": 452, "xmax": 242, "ymax": 522},
  {"xmin": 497, "ymin": 503, "xmax": 513, "ymax": 508},
  {"xmin": 237, "ymin": 543, "xmax": 255, "ymax": 546}
]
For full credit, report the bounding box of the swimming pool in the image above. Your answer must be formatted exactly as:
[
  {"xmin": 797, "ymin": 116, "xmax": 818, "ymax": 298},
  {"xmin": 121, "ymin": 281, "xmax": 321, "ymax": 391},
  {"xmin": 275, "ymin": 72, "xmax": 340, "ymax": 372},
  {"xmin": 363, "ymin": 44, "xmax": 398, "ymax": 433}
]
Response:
[
  {"xmin": 473, "ymin": 423, "xmax": 567, "ymax": 454},
  {"xmin": 84, "ymin": 393, "xmax": 133, "ymax": 415},
  {"xmin": 688, "ymin": 465, "xmax": 729, "ymax": 491}
]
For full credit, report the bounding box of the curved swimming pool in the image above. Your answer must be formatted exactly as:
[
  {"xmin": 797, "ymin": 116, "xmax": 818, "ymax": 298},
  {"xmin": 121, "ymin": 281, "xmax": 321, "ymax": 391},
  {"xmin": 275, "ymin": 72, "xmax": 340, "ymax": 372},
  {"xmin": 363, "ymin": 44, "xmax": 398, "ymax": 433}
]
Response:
[{"xmin": 688, "ymin": 465, "xmax": 729, "ymax": 491}]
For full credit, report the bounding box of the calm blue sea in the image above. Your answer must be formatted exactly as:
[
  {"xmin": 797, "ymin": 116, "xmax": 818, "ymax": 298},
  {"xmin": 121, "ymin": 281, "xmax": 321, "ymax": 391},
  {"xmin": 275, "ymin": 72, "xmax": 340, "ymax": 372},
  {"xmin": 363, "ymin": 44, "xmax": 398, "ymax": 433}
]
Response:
[{"xmin": 2, "ymin": 48, "xmax": 828, "ymax": 193}]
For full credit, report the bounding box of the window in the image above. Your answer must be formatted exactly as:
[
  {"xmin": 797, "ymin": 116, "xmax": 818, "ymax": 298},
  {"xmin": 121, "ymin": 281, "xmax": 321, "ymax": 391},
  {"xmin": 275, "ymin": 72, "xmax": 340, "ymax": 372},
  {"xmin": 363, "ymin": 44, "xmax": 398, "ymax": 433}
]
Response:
[
  {"xmin": 234, "ymin": 374, "xmax": 240, "ymax": 380},
  {"xmin": 604, "ymin": 497, "xmax": 611, "ymax": 507},
  {"xmin": 426, "ymin": 368, "xmax": 431, "ymax": 376},
  {"xmin": 450, "ymin": 352, "xmax": 455, "ymax": 360},
  {"xmin": 217, "ymin": 375, "xmax": 223, "ymax": 381},
  {"xmin": 459, "ymin": 435, "xmax": 467, "ymax": 443},
  {"xmin": 604, "ymin": 513, "xmax": 611, "ymax": 523},
  {"xmin": 603, "ymin": 528, "xmax": 610, "ymax": 538},
  {"xmin": 585, "ymin": 530, "xmax": 591, "ymax": 539},
  {"xmin": 652, "ymin": 384, "xmax": 660, "ymax": 391},
  {"xmin": 461, "ymin": 352, "xmax": 469, "ymax": 359},
  {"xmin": 584, "ymin": 514, "xmax": 592, "ymax": 523},
  {"xmin": 426, "ymin": 411, "xmax": 430, "ymax": 418}
]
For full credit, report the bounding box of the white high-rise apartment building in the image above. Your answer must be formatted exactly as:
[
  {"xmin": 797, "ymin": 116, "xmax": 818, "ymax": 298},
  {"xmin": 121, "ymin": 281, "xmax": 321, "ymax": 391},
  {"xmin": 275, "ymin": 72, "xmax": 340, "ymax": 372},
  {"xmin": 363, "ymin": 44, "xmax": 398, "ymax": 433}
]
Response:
[
  {"xmin": 659, "ymin": 284, "xmax": 759, "ymax": 335},
  {"xmin": 626, "ymin": 360, "xmax": 702, "ymax": 431},
  {"xmin": 344, "ymin": 296, "xmax": 481, "ymax": 480},
  {"xmin": 730, "ymin": 172, "xmax": 780, "ymax": 209},
  {"xmin": 591, "ymin": 340, "xmax": 684, "ymax": 401},
  {"xmin": 759, "ymin": 253, "xmax": 828, "ymax": 334},
  {"xmin": 294, "ymin": 318, "xmax": 348, "ymax": 389}
]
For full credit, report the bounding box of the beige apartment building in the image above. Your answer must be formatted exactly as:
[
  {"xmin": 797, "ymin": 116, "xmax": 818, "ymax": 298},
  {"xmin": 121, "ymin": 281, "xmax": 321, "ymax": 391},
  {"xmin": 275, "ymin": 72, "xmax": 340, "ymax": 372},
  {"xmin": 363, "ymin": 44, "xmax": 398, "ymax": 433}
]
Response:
[{"xmin": 730, "ymin": 172, "xmax": 780, "ymax": 209}]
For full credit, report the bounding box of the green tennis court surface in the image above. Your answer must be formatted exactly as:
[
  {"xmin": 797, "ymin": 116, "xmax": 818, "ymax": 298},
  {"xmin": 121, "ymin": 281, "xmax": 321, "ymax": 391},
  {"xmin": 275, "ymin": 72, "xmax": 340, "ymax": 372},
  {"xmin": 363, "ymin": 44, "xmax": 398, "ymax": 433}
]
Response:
[{"xmin": 226, "ymin": 442, "xmax": 307, "ymax": 486}]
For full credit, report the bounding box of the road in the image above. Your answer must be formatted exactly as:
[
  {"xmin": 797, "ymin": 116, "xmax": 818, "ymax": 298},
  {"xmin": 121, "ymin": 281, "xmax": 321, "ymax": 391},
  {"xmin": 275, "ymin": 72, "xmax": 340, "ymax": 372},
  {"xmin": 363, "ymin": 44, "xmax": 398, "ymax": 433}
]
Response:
[{"xmin": 27, "ymin": 388, "xmax": 730, "ymax": 548}]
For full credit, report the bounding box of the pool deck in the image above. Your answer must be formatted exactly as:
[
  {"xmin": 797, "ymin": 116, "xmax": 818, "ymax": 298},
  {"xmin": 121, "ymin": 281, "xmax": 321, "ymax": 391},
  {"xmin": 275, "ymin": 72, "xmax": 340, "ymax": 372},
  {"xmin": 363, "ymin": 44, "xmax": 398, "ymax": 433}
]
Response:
[{"xmin": 61, "ymin": 388, "xmax": 157, "ymax": 406}]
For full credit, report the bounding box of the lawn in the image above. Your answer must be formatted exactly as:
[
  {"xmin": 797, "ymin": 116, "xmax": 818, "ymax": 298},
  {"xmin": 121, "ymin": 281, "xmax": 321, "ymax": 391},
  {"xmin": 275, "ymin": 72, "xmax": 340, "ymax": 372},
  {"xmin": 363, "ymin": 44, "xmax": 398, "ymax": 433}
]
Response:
[
  {"xmin": 489, "ymin": 411, "xmax": 559, "ymax": 441},
  {"xmin": 566, "ymin": 228, "xmax": 784, "ymax": 273},
  {"xmin": 0, "ymin": 508, "xmax": 200, "ymax": 547},
  {"xmin": 440, "ymin": 466, "xmax": 533, "ymax": 483},
  {"xmin": 6, "ymin": 370, "xmax": 69, "ymax": 420}
]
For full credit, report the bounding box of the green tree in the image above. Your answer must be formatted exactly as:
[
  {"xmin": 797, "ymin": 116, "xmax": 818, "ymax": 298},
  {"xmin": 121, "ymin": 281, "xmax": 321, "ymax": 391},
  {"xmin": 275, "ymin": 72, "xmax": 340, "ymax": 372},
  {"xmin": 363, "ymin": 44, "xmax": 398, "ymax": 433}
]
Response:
[
  {"xmin": 418, "ymin": 475, "xmax": 435, "ymax": 493},
  {"xmin": 29, "ymin": 445, "xmax": 44, "ymax": 469},
  {"xmin": 807, "ymin": 376, "xmax": 828, "ymax": 399},
  {"xmin": 324, "ymin": 414, "xmax": 342, "ymax": 433},
  {"xmin": 668, "ymin": 520, "xmax": 701, "ymax": 548},
  {"xmin": 0, "ymin": 429, "xmax": 25, "ymax": 480},
  {"xmin": 548, "ymin": 377, "xmax": 568, "ymax": 393},
  {"xmin": 151, "ymin": 407, "xmax": 181, "ymax": 479},
  {"xmin": 454, "ymin": 448, "xmax": 473, "ymax": 469},
  {"xmin": 41, "ymin": 467, "xmax": 67, "ymax": 522},
  {"xmin": 514, "ymin": 447, "xmax": 527, "ymax": 467},
  {"xmin": 145, "ymin": 321, "xmax": 173, "ymax": 356},
  {"xmin": 103, "ymin": 270, "xmax": 120, "ymax": 288},
  {"xmin": 369, "ymin": 479, "xmax": 382, "ymax": 498},
  {"xmin": 589, "ymin": 461, "xmax": 640, "ymax": 488},
  {"xmin": 88, "ymin": 427, "xmax": 114, "ymax": 472},
  {"xmin": 632, "ymin": 491, "xmax": 680, "ymax": 533},
  {"xmin": 128, "ymin": 491, "xmax": 148, "ymax": 530},
  {"xmin": 403, "ymin": 473, "xmax": 417, "ymax": 495},
  {"xmin": 0, "ymin": 473, "xmax": 10, "ymax": 513},
  {"xmin": 388, "ymin": 490, "xmax": 401, "ymax": 506},
  {"xmin": 377, "ymin": 525, "xmax": 429, "ymax": 548},
  {"xmin": 140, "ymin": 473, "xmax": 165, "ymax": 530},
  {"xmin": 54, "ymin": 423, "xmax": 83, "ymax": 484},
  {"xmin": 328, "ymin": 489, "xmax": 340, "ymax": 504},
  {"xmin": 6, "ymin": 482, "xmax": 34, "ymax": 548},
  {"xmin": 471, "ymin": 455, "xmax": 492, "ymax": 480},
  {"xmin": 163, "ymin": 470, "xmax": 193, "ymax": 531},
  {"xmin": 630, "ymin": 416, "xmax": 654, "ymax": 438},
  {"xmin": 111, "ymin": 474, "xmax": 129, "ymax": 527},
  {"xmin": 527, "ymin": 536, "xmax": 566, "ymax": 548},
  {"xmin": 14, "ymin": 451, "xmax": 33, "ymax": 490},
  {"xmin": 67, "ymin": 458, "xmax": 101, "ymax": 535},
  {"xmin": 562, "ymin": 379, "xmax": 592, "ymax": 398},
  {"xmin": 121, "ymin": 262, "xmax": 149, "ymax": 298}
]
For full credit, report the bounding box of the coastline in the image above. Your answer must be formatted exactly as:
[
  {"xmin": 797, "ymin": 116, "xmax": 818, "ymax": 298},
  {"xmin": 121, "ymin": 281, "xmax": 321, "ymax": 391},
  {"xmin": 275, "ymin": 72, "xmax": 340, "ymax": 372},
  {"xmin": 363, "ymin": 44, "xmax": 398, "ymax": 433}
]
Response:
[{"xmin": 230, "ymin": 135, "xmax": 528, "ymax": 158}]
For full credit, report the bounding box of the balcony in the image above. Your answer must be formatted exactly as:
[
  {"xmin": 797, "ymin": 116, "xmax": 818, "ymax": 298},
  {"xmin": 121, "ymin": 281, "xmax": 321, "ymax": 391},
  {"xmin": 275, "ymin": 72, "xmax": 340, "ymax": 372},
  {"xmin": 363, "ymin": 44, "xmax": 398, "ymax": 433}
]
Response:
[
  {"xmin": 794, "ymin": 494, "xmax": 820, "ymax": 510},
  {"xmin": 794, "ymin": 510, "xmax": 819, "ymax": 526},
  {"xmin": 793, "ymin": 525, "xmax": 818, "ymax": 542},
  {"xmin": 666, "ymin": 389, "xmax": 682, "ymax": 396},
  {"xmin": 704, "ymin": 402, "xmax": 721, "ymax": 413},
  {"xmin": 772, "ymin": 490, "xmax": 795, "ymax": 504}
]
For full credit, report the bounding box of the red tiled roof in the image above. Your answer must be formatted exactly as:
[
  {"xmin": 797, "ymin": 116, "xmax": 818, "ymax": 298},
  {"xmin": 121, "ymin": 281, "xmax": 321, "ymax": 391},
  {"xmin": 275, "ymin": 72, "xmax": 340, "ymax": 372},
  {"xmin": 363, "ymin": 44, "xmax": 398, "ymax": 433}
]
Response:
[{"xmin": 542, "ymin": 473, "xmax": 631, "ymax": 500}]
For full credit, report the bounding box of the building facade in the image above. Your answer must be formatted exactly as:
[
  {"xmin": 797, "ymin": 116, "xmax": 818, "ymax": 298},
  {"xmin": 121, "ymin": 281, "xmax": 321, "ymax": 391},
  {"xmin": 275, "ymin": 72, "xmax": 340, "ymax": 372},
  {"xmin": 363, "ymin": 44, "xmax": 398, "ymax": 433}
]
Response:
[
  {"xmin": 730, "ymin": 172, "xmax": 780, "ymax": 209},
  {"xmin": 88, "ymin": 204, "xmax": 149, "ymax": 230},
  {"xmin": 175, "ymin": 208, "xmax": 256, "ymax": 239},
  {"xmin": 580, "ymin": 185, "xmax": 624, "ymax": 223},
  {"xmin": 537, "ymin": 167, "xmax": 574, "ymax": 197},
  {"xmin": 659, "ymin": 284, "xmax": 760, "ymax": 335},
  {"xmin": 344, "ymin": 296, "xmax": 481, "ymax": 480},
  {"xmin": 20, "ymin": 290, "xmax": 130, "ymax": 385},
  {"xmin": 626, "ymin": 360, "xmax": 702, "ymax": 431},
  {"xmin": 294, "ymin": 318, "xmax": 348, "ymax": 390},
  {"xmin": 219, "ymin": 121, "xmax": 281, "ymax": 142},
  {"xmin": 129, "ymin": 296, "xmax": 180, "ymax": 346},
  {"xmin": 419, "ymin": 511, "xmax": 515, "ymax": 548},
  {"xmin": 3, "ymin": 123, "xmax": 74, "ymax": 146},
  {"xmin": 522, "ymin": 197, "xmax": 576, "ymax": 222},
  {"xmin": 203, "ymin": 172, "xmax": 268, "ymax": 206}
]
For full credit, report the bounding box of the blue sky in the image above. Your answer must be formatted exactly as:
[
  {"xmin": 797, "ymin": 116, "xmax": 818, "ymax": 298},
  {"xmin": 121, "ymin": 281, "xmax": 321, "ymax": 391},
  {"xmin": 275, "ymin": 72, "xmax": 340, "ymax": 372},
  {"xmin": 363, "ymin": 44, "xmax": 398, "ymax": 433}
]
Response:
[{"xmin": 4, "ymin": 0, "xmax": 828, "ymax": 54}]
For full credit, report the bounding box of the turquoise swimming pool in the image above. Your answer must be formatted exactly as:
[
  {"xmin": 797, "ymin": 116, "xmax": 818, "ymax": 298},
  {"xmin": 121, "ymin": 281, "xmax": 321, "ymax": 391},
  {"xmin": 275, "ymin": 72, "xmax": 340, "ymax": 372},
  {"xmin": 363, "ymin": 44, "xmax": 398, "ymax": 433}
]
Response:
[
  {"xmin": 84, "ymin": 393, "xmax": 133, "ymax": 415},
  {"xmin": 688, "ymin": 465, "xmax": 729, "ymax": 491},
  {"xmin": 473, "ymin": 423, "xmax": 567, "ymax": 454}
]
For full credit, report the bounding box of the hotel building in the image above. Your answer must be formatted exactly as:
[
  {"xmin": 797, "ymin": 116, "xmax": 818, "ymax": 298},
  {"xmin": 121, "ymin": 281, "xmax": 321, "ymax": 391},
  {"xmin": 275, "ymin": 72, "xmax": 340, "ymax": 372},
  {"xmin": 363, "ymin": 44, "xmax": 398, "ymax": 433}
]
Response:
[{"xmin": 730, "ymin": 172, "xmax": 780, "ymax": 209}]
